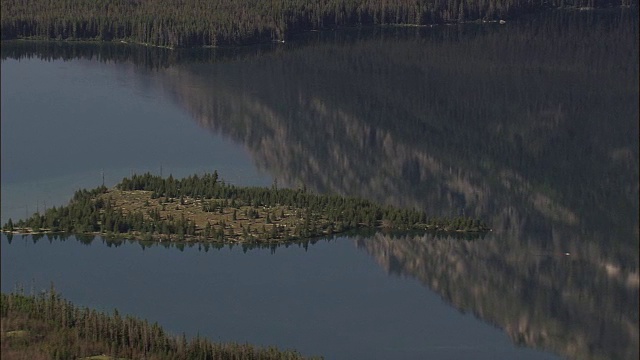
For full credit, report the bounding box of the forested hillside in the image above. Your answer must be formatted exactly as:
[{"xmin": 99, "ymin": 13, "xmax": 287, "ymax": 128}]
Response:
[
  {"xmin": 1, "ymin": 289, "xmax": 317, "ymax": 359},
  {"xmin": 0, "ymin": 0, "xmax": 630, "ymax": 47}
]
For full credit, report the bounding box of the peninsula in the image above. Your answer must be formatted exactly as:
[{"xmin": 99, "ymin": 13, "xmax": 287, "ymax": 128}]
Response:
[{"xmin": 2, "ymin": 172, "xmax": 489, "ymax": 243}]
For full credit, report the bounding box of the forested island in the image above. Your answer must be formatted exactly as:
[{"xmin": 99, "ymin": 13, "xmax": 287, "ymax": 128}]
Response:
[
  {"xmin": 1, "ymin": 173, "xmax": 489, "ymax": 243},
  {"xmin": 1, "ymin": 288, "xmax": 318, "ymax": 359},
  {"xmin": 0, "ymin": 0, "xmax": 631, "ymax": 48}
]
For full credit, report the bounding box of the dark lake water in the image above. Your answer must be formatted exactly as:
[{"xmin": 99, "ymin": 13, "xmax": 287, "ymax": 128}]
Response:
[
  {"xmin": 2, "ymin": 232, "xmax": 560, "ymax": 360},
  {"xmin": 1, "ymin": 8, "xmax": 638, "ymax": 360}
]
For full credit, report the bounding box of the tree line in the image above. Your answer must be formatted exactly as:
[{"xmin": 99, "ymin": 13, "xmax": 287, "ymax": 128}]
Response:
[
  {"xmin": 1, "ymin": 0, "xmax": 629, "ymax": 48},
  {"xmin": 1, "ymin": 172, "xmax": 490, "ymax": 243},
  {"xmin": 117, "ymin": 172, "xmax": 489, "ymax": 234},
  {"xmin": 1, "ymin": 288, "xmax": 318, "ymax": 359}
]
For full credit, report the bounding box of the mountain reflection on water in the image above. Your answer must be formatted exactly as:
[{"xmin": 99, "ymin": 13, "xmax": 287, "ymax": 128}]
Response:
[
  {"xmin": 2, "ymin": 8, "xmax": 638, "ymax": 360},
  {"xmin": 162, "ymin": 10, "xmax": 638, "ymax": 259},
  {"xmin": 129, "ymin": 10, "xmax": 640, "ymax": 359},
  {"xmin": 356, "ymin": 232, "xmax": 638, "ymax": 360}
]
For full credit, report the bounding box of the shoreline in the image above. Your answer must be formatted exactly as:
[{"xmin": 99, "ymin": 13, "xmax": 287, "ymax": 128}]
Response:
[
  {"xmin": 1, "ymin": 6, "xmax": 632, "ymax": 51},
  {"xmin": 1, "ymin": 224, "xmax": 488, "ymax": 245},
  {"xmin": 2, "ymin": 173, "xmax": 490, "ymax": 245}
]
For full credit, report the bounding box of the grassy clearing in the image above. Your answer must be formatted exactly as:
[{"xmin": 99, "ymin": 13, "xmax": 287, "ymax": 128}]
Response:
[{"xmin": 100, "ymin": 189, "xmax": 336, "ymax": 243}]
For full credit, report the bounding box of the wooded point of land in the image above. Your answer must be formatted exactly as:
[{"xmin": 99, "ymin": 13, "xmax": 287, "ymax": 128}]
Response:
[{"xmin": 2, "ymin": 172, "xmax": 490, "ymax": 243}]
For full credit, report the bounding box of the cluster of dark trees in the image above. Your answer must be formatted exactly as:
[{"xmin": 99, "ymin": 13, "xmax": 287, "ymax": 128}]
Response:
[
  {"xmin": 2, "ymin": 185, "xmax": 110, "ymax": 235},
  {"xmin": 2, "ymin": 173, "xmax": 489, "ymax": 243},
  {"xmin": 1, "ymin": 288, "xmax": 316, "ymax": 359},
  {"xmin": 1, "ymin": 0, "xmax": 629, "ymax": 48},
  {"xmin": 3, "ymin": 185, "xmax": 201, "ymax": 241}
]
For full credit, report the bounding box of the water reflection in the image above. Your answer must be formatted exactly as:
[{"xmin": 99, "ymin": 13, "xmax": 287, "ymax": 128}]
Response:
[
  {"xmin": 147, "ymin": 9, "xmax": 638, "ymax": 263},
  {"xmin": 6, "ymin": 232, "xmax": 562, "ymax": 360},
  {"xmin": 10, "ymin": 231, "xmax": 338, "ymax": 254},
  {"xmin": 1, "ymin": 8, "xmax": 638, "ymax": 360},
  {"xmin": 5, "ymin": 230, "xmax": 637, "ymax": 359},
  {"xmin": 355, "ymin": 231, "xmax": 639, "ymax": 360},
  {"xmin": 3, "ymin": 12, "xmax": 637, "ymax": 253}
]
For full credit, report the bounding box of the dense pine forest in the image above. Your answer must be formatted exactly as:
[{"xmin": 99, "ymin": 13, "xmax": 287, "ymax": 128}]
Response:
[
  {"xmin": 1, "ymin": 173, "xmax": 489, "ymax": 243},
  {"xmin": 1, "ymin": 289, "xmax": 318, "ymax": 360},
  {"xmin": 0, "ymin": 0, "xmax": 631, "ymax": 48}
]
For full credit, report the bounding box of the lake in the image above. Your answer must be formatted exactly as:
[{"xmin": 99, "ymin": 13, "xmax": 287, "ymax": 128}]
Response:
[{"xmin": 1, "ymin": 8, "xmax": 638, "ymax": 360}]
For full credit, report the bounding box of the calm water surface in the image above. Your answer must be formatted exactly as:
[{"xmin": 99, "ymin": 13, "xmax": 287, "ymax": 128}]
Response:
[
  {"xmin": 1, "ymin": 233, "xmax": 558, "ymax": 360},
  {"xmin": 1, "ymin": 58, "xmax": 270, "ymax": 224},
  {"xmin": 1, "ymin": 9, "xmax": 638, "ymax": 360}
]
